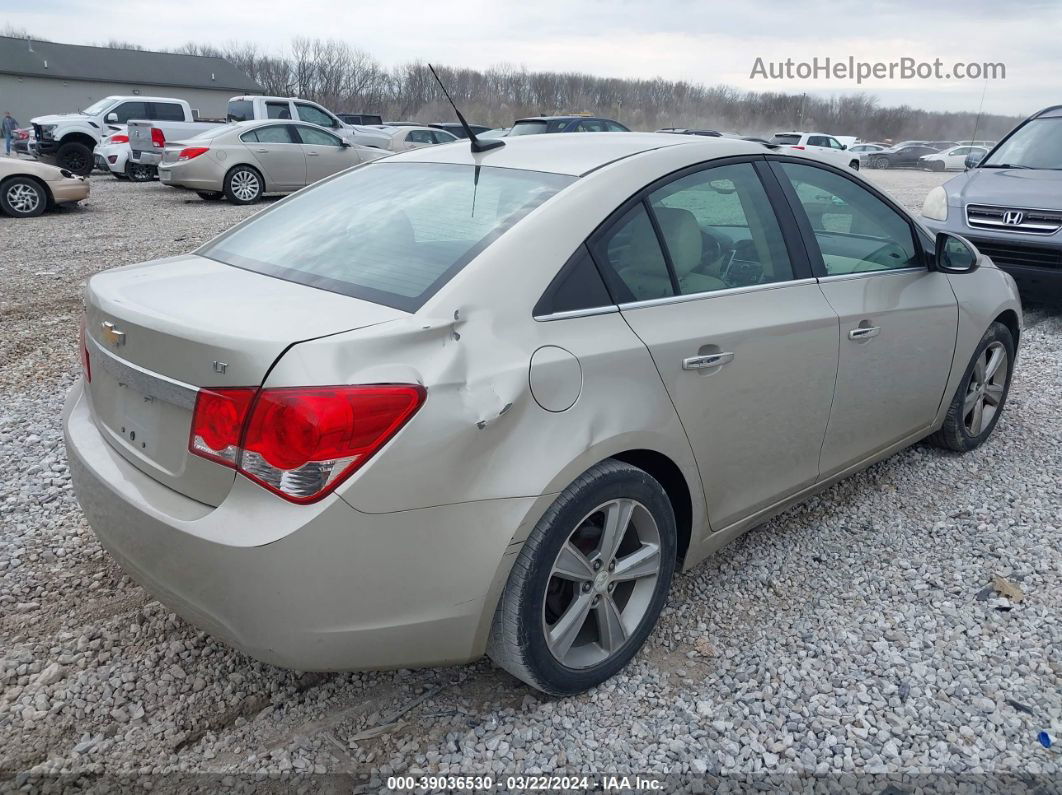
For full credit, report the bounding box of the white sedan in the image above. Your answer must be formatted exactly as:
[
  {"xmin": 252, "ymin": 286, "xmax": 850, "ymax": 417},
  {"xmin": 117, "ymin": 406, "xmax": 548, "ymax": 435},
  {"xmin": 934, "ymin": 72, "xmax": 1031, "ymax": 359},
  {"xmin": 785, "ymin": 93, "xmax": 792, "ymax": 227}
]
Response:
[
  {"xmin": 383, "ymin": 125, "xmax": 459, "ymax": 152},
  {"xmin": 920, "ymin": 145, "xmax": 989, "ymax": 172}
]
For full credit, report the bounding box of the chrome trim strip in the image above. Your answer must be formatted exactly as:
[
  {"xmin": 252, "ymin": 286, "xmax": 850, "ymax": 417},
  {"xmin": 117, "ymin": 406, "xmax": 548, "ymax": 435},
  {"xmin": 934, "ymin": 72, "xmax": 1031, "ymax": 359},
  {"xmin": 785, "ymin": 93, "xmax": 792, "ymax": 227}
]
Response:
[
  {"xmin": 964, "ymin": 200, "xmax": 1062, "ymax": 216},
  {"xmin": 617, "ymin": 277, "xmax": 818, "ymax": 311},
  {"xmin": 533, "ymin": 305, "xmax": 619, "ymax": 322},
  {"xmin": 816, "ymin": 267, "xmax": 925, "ymax": 283},
  {"xmin": 88, "ymin": 337, "xmax": 199, "ymax": 410},
  {"xmin": 965, "ymin": 202, "xmax": 1062, "ymax": 236}
]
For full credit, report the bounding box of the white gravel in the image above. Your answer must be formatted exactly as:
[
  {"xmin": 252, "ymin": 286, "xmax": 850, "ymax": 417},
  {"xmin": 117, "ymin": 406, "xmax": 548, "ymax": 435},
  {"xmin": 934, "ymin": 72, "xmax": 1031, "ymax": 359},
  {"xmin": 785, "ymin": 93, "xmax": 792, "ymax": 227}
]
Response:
[{"xmin": 1, "ymin": 171, "xmax": 1060, "ymax": 786}]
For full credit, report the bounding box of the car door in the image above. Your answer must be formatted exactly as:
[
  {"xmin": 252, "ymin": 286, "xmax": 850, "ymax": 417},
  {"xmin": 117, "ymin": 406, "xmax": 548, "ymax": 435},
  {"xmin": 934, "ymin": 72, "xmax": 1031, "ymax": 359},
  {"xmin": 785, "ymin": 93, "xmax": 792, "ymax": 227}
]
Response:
[
  {"xmin": 591, "ymin": 158, "xmax": 839, "ymax": 531},
  {"xmin": 771, "ymin": 159, "xmax": 957, "ymax": 477},
  {"xmin": 240, "ymin": 124, "xmax": 306, "ymax": 190},
  {"xmin": 294, "ymin": 124, "xmax": 357, "ymax": 184},
  {"xmin": 945, "ymin": 146, "xmax": 972, "ymax": 170}
]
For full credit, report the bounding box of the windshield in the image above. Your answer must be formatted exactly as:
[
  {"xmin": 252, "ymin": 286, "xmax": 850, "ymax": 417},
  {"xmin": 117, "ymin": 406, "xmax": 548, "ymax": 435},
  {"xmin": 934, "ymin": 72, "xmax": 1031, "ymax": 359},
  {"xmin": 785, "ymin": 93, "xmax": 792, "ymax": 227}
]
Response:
[
  {"xmin": 982, "ymin": 118, "xmax": 1062, "ymax": 169},
  {"xmin": 82, "ymin": 97, "xmax": 118, "ymax": 116},
  {"xmin": 201, "ymin": 163, "xmax": 575, "ymax": 311}
]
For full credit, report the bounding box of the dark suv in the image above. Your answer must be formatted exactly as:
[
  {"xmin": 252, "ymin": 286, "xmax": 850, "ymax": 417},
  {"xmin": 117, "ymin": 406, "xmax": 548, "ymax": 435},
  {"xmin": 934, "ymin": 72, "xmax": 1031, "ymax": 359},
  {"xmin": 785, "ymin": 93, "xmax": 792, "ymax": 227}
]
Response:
[
  {"xmin": 920, "ymin": 105, "xmax": 1062, "ymax": 298},
  {"xmin": 507, "ymin": 116, "xmax": 629, "ymax": 135}
]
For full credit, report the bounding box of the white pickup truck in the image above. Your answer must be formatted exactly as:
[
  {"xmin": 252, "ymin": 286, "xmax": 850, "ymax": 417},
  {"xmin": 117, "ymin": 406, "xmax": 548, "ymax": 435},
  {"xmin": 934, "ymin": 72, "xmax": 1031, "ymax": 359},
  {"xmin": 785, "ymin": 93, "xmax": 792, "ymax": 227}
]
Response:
[
  {"xmin": 226, "ymin": 96, "xmax": 392, "ymax": 149},
  {"xmin": 31, "ymin": 96, "xmax": 221, "ymax": 175}
]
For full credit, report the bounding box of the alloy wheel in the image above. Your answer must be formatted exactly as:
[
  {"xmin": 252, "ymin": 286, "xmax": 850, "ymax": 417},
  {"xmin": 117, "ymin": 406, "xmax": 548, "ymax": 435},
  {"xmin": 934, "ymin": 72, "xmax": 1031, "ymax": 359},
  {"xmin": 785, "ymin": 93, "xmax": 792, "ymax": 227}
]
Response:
[
  {"xmin": 230, "ymin": 170, "xmax": 260, "ymax": 202},
  {"xmin": 6, "ymin": 183, "xmax": 41, "ymax": 214},
  {"xmin": 964, "ymin": 341, "xmax": 1008, "ymax": 436},
  {"xmin": 542, "ymin": 499, "xmax": 662, "ymax": 669}
]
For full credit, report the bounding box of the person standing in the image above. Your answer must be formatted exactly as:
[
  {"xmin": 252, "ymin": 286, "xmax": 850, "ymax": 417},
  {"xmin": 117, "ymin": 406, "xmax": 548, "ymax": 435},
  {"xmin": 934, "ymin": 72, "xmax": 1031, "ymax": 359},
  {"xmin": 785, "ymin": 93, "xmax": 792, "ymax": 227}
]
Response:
[{"xmin": 2, "ymin": 112, "xmax": 19, "ymax": 156}]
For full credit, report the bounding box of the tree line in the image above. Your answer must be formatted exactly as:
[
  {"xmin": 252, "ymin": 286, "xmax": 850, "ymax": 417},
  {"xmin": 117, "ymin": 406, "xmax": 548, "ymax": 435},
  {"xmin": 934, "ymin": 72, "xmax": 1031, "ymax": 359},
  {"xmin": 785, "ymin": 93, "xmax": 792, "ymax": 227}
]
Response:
[{"xmin": 2, "ymin": 26, "xmax": 1023, "ymax": 141}]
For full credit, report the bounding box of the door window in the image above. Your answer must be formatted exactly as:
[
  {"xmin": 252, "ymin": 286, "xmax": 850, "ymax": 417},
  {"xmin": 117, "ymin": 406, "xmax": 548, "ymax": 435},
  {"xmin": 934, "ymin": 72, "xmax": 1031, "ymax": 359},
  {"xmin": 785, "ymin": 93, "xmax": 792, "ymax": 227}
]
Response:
[
  {"xmin": 778, "ymin": 161, "xmax": 919, "ymax": 275},
  {"xmin": 296, "ymin": 103, "xmax": 337, "ymax": 128},
  {"xmin": 113, "ymin": 102, "xmax": 148, "ymax": 123},
  {"xmin": 407, "ymin": 130, "xmax": 434, "ymax": 144},
  {"xmin": 266, "ymin": 102, "xmax": 292, "ymax": 120},
  {"xmin": 576, "ymin": 119, "xmax": 606, "ymax": 132},
  {"xmin": 243, "ymin": 125, "xmax": 295, "ymax": 144},
  {"xmin": 593, "ymin": 204, "xmax": 674, "ymax": 301},
  {"xmin": 432, "ymin": 130, "xmax": 458, "ymax": 144},
  {"xmin": 151, "ymin": 103, "xmax": 185, "ymax": 122},
  {"xmin": 648, "ymin": 162, "xmax": 794, "ymax": 294},
  {"xmin": 605, "ymin": 121, "xmax": 629, "ymax": 132},
  {"xmin": 807, "ymin": 136, "xmax": 830, "ymax": 147},
  {"xmin": 296, "ymin": 126, "xmax": 342, "ymax": 146}
]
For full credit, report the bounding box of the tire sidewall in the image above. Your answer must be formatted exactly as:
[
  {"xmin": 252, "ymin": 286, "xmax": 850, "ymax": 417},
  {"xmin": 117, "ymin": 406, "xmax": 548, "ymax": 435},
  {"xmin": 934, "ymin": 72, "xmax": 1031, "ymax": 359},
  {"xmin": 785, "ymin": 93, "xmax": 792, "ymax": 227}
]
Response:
[
  {"xmin": 1, "ymin": 177, "xmax": 47, "ymax": 218},
  {"xmin": 949, "ymin": 323, "xmax": 1016, "ymax": 450},
  {"xmin": 224, "ymin": 166, "xmax": 263, "ymax": 205},
  {"xmin": 57, "ymin": 142, "xmax": 93, "ymax": 176},
  {"xmin": 513, "ymin": 465, "xmax": 676, "ymax": 695}
]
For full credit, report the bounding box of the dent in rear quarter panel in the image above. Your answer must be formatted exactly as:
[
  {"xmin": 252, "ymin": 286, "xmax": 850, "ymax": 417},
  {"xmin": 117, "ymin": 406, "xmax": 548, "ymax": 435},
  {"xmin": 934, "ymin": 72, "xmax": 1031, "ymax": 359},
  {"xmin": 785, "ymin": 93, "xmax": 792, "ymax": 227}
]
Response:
[{"xmin": 936, "ymin": 264, "xmax": 1023, "ymax": 427}]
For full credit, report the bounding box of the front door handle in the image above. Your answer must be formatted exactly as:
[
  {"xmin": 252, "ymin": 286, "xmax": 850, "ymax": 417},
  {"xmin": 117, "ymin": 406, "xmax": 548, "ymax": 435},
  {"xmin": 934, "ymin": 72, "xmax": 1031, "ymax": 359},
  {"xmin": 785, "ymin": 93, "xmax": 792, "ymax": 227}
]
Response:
[
  {"xmin": 848, "ymin": 326, "xmax": 881, "ymax": 341},
  {"xmin": 682, "ymin": 352, "xmax": 734, "ymax": 370},
  {"xmin": 307, "ymin": 151, "xmax": 319, "ymax": 156},
  {"xmin": 255, "ymin": 148, "xmax": 268, "ymax": 153}
]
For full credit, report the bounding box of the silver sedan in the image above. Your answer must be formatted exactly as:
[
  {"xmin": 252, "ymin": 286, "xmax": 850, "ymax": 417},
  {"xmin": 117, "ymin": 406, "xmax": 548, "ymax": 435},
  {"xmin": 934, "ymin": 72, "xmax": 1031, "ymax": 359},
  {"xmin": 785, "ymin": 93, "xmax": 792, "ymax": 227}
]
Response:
[
  {"xmin": 157, "ymin": 119, "xmax": 385, "ymax": 204},
  {"xmin": 66, "ymin": 133, "xmax": 1021, "ymax": 695}
]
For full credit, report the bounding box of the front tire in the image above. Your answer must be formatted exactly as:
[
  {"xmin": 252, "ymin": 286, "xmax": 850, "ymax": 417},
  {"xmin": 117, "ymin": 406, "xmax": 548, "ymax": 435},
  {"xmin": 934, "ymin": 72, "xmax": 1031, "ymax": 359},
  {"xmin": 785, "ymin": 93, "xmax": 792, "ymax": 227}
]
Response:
[
  {"xmin": 488, "ymin": 460, "xmax": 677, "ymax": 696},
  {"xmin": 0, "ymin": 177, "xmax": 48, "ymax": 218},
  {"xmin": 871, "ymin": 157, "xmax": 889, "ymax": 169},
  {"xmin": 223, "ymin": 165, "xmax": 263, "ymax": 205},
  {"xmin": 55, "ymin": 142, "xmax": 93, "ymax": 176},
  {"xmin": 929, "ymin": 322, "xmax": 1015, "ymax": 452}
]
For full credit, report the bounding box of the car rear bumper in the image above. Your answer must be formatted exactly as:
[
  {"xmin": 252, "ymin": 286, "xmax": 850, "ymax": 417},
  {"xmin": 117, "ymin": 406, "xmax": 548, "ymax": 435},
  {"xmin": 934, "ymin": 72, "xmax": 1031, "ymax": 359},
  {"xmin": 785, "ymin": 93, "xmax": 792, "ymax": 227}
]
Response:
[
  {"xmin": 130, "ymin": 150, "xmax": 162, "ymax": 167},
  {"xmin": 157, "ymin": 163, "xmax": 220, "ymax": 192},
  {"xmin": 63, "ymin": 379, "xmax": 528, "ymax": 671}
]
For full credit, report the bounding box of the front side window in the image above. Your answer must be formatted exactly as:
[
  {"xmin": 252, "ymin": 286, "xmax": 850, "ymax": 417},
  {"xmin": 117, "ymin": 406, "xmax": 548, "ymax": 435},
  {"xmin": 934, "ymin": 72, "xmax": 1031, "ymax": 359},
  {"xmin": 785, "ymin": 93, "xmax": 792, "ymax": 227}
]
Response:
[
  {"xmin": 296, "ymin": 126, "xmax": 341, "ymax": 146},
  {"xmin": 201, "ymin": 163, "xmax": 574, "ymax": 311},
  {"xmin": 296, "ymin": 103, "xmax": 337, "ymax": 128},
  {"xmin": 649, "ymin": 163, "xmax": 794, "ymax": 294},
  {"xmin": 779, "ymin": 161, "xmax": 919, "ymax": 275},
  {"xmin": 113, "ymin": 102, "xmax": 148, "ymax": 123}
]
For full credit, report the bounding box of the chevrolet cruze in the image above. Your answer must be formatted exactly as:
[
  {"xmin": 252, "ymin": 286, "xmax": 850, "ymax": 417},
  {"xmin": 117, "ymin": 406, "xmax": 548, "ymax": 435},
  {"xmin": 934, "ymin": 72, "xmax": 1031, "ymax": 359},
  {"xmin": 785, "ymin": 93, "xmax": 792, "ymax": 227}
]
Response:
[{"xmin": 65, "ymin": 133, "xmax": 1021, "ymax": 695}]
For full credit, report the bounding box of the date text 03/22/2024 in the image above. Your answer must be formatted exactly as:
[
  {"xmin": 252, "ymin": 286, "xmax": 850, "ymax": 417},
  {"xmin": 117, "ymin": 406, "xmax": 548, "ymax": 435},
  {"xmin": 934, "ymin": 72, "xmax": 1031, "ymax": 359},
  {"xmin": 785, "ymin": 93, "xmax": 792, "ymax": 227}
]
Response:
[{"xmin": 385, "ymin": 775, "xmax": 664, "ymax": 791}]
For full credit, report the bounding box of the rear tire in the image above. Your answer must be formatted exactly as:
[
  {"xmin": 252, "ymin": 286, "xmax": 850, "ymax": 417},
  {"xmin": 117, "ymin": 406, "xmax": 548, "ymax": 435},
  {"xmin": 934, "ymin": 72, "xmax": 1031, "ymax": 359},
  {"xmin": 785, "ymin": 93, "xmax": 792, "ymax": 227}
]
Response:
[
  {"xmin": 849, "ymin": 160, "xmax": 860, "ymax": 171},
  {"xmin": 223, "ymin": 165, "xmax": 263, "ymax": 205},
  {"xmin": 55, "ymin": 141, "xmax": 93, "ymax": 176},
  {"xmin": 487, "ymin": 460, "xmax": 677, "ymax": 696},
  {"xmin": 928, "ymin": 322, "xmax": 1015, "ymax": 453},
  {"xmin": 126, "ymin": 162, "xmax": 156, "ymax": 182},
  {"xmin": 871, "ymin": 157, "xmax": 889, "ymax": 169},
  {"xmin": 0, "ymin": 176, "xmax": 48, "ymax": 218}
]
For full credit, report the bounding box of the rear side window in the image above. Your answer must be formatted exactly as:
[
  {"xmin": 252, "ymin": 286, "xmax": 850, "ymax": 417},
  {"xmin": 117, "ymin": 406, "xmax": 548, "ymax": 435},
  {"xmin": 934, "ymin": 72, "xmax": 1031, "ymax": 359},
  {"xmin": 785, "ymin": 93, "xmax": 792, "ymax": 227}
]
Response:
[
  {"xmin": 227, "ymin": 100, "xmax": 253, "ymax": 123},
  {"xmin": 266, "ymin": 102, "xmax": 291, "ymax": 119},
  {"xmin": 592, "ymin": 203, "xmax": 674, "ymax": 302},
  {"xmin": 242, "ymin": 125, "xmax": 295, "ymax": 144},
  {"xmin": 296, "ymin": 103, "xmax": 336, "ymax": 128},
  {"xmin": 534, "ymin": 246, "xmax": 613, "ymax": 317},
  {"xmin": 201, "ymin": 163, "xmax": 575, "ymax": 312},
  {"xmin": 152, "ymin": 103, "xmax": 185, "ymax": 122}
]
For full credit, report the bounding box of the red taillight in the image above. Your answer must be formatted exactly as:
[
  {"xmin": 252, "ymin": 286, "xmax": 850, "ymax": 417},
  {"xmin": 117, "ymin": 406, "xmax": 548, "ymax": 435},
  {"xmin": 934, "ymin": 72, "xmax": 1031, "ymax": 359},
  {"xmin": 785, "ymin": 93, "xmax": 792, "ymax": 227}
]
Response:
[
  {"xmin": 109, "ymin": 134, "xmax": 129, "ymax": 144},
  {"xmin": 178, "ymin": 147, "xmax": 209, "ymax": 161},
  {"xmin": 151, "ymin": 128, "xmax": 166, "ymax": 148},
  {"xmin": 78, "ymin": 316, "xmax": 91, "ymax": 383},
  {"xmin": 189, "ymin": 385, "xmax": 425, "ymax": 503},
  {"xmin": 790, "ymin": 145, "xmax": 806, "ymax": 150}
]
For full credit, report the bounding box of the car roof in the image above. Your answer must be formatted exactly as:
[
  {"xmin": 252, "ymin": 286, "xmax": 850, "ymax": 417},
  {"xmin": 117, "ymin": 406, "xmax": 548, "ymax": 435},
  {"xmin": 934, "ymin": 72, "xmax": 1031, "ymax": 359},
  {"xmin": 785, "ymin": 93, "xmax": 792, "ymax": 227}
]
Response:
[
  {"xmin": 513, "ymin": 116, "xmax": 612, "ymax": 123},
  {"xmin": 1032, "ymin": 105, "xmax": 1062, "ymax": 119},
  {"xmin": 382, "ymin": 132, "xmax": 767, "ymax": 177}
]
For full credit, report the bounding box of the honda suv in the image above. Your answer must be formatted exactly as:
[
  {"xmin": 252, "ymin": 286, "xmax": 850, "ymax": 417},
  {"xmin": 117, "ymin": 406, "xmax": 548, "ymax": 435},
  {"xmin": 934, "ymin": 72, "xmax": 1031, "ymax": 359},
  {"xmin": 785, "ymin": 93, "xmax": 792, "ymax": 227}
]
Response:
[{"xmin": 921, "ymin": 105, "xmax": 1062, "ymax": 298}]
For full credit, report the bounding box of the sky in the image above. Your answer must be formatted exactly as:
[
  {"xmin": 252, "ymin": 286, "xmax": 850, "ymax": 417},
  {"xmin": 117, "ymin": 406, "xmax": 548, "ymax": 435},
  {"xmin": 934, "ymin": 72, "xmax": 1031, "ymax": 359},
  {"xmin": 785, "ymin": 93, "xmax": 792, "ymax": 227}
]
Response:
[{"xmin": 4, "ymin": 0, "xmax": 1059, "ymax": 116}]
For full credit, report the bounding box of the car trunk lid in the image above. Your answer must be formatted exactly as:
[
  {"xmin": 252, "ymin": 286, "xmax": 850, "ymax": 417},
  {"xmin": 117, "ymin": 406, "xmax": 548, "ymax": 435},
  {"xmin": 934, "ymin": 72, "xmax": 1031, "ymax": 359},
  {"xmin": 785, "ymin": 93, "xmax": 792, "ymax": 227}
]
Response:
[{"xmin": 83, "ymin": 254, "xmax": 404, "ymax": 506}]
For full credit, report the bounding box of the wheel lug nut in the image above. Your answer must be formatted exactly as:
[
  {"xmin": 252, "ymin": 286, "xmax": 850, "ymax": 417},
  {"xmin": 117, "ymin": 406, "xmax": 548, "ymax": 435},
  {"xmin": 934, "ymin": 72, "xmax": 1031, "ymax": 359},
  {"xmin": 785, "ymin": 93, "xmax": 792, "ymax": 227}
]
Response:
[
  {"xmin": 593, "ymin": 560, "xmax": 602, "ymax": 571},
  {"xmin": 608, "ymin": 560, "xmax": 616, "ymax": 572},
  {"xmin": 582, "ymin": 582, "xmax": 592, "ymax": 593},
  {"xmin": 591, "ymin": 596, "xmax": 600, "ymax": 607},
  {"xmin": 608, "ymin": 582, "xmax": 616, "ymax": 592}
]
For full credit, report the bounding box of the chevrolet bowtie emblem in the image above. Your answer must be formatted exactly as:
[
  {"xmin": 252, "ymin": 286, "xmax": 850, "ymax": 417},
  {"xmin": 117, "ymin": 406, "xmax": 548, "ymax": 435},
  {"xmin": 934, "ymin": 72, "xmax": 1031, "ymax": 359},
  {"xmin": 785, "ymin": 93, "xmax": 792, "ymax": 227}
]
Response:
[{"xmin": 100, "ymin": 320, "xmax": 126, "ymax": 347}]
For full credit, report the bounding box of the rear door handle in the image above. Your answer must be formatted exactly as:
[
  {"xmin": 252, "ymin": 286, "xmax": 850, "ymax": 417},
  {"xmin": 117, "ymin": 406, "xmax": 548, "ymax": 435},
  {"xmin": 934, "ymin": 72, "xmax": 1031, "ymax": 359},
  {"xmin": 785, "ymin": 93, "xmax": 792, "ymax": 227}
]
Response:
[
  {"xmin": 254, "ymin": 148, "xmax": 268, "ymax": 153},
  {"xmin": 306, "ymin": 151, "xmax": 319, "ymax": 156},
  {"xmin": 848, "ymin": 326, "xmax": 881, "ymax": 340},
  {"xmin": 682, "ymin": 352, "xmax": 734, "ymax": 370}
]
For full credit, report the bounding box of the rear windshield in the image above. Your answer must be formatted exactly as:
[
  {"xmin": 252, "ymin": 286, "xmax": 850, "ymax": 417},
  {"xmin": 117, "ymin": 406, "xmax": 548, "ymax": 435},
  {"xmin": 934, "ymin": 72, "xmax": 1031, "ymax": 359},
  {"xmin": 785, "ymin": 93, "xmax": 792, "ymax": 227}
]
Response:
[
  {"xmin": 770, "ymin": 134, "xmax": 803, "ymax": 145},
  {"xmin": 200, "ymin": 163, "xmax": 575, "ymax": 312},
  {"xmin": 509, "ymin": 120, "xmax": 570, "ymax": 136},
  {"xmin": 981, "ymin": 118, "xmax": 1062, "ymax": 170},
  {"xmin": 227, "ymin": 99, "xmax": 253, "ymax": 123}
]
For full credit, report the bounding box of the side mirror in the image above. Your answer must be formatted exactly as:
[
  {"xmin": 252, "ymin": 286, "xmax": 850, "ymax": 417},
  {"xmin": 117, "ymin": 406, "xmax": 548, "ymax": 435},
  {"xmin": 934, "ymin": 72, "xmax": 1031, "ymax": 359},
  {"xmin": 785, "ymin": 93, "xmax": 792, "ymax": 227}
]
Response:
[
  {"xmin": 340, "ymin": 140, "xmax": 352, "ymax": 148},
  {"xmin": 105, "ymin": 112, "xmax": 118, "ymax": 122},
  {"xmin": 964, "ymin": 152, "xmax": 984, "ymax": 170},
  {"xmin": 841, "ymin": 144, "xmax": 848, "ymax": 150},
  {"xmin": 934, "ymin": 231, "xmax": 980, "ymax": 274}
]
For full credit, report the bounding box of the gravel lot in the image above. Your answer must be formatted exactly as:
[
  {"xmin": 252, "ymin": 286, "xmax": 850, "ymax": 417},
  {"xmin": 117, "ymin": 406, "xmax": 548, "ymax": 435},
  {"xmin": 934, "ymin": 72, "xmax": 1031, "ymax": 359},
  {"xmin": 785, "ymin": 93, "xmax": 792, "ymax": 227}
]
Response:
[{"xmin": 1, "ymin": 167, "xmax": 1060, "ymax": 787}]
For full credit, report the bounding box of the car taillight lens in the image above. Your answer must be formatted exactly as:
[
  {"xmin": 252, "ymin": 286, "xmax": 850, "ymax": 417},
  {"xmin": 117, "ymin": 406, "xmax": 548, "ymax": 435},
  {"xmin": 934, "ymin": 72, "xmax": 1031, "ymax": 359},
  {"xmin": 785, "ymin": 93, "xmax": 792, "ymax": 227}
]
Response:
[
  {"xmin": 109, "ymin": 134, "xmax": 129, "ymax": 144},
  {"xmin": 178, "ymin": 147, "xmax": 209, "ymax": 161},
  {"xmin": 151, "ymin": 128, "xmax": 166, "ymax": 148},
  {"xmin": 78, "ymin": 316, "xmax": 91, "ymax": 383},
  {"xmin": 790, "ymin": 145, "xmax": 806, "ymax": 150},
  {"xmin": 189, "ymin": 385, "xmax": 425, "ymax": 503}
]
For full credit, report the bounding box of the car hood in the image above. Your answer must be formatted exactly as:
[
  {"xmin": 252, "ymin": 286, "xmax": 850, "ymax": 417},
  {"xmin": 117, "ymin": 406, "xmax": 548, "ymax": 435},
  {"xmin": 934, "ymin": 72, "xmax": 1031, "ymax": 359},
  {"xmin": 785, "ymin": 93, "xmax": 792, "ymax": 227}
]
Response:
[
  {"xmin": 31, "ymin": 113, "xmax": 92, "ymax": 125},
  {"xmin": 949, "ymin": 168, "xmax": 1062, "ymax": 209}
]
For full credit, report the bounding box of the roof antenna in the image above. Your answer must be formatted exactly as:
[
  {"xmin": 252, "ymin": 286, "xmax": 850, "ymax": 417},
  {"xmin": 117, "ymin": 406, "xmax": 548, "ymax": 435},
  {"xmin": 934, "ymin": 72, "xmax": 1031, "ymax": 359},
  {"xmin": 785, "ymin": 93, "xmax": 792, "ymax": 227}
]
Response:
[{"xmin": 428, "ymin": 63, "xmax": 504, "ymax": 153}]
